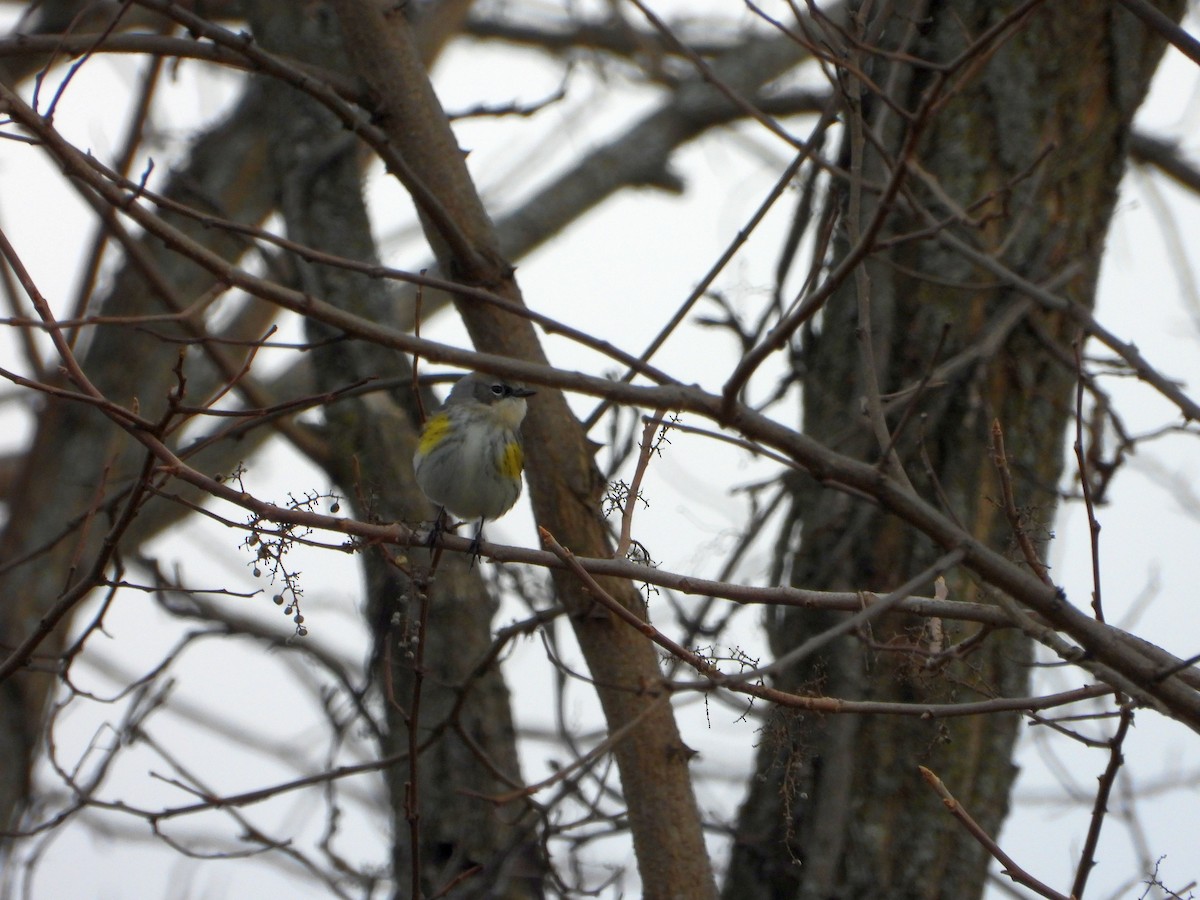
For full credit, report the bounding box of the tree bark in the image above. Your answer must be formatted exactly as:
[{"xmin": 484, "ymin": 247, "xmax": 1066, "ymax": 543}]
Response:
[
  {"xmin": 249, "ymin": 4, "xmax": 545, "ymax": 895},
  {"xmin": 330, "ymin": 1, "xmax": 719, "ymax": 896},
  {"xmin": 724, "ymin": 3, "xmax": 1181, "ymax": 898}
]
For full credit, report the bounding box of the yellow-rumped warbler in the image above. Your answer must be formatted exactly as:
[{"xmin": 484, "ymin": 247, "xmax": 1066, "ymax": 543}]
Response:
[{"xmin": 413, "ymin": 372, "xmax": 535, "ymax": 558}]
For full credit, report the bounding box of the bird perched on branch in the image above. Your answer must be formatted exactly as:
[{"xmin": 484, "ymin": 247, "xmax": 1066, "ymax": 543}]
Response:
[{"xmin": 413, "ymin": 372, "xmax": 535, "ymax": 562}]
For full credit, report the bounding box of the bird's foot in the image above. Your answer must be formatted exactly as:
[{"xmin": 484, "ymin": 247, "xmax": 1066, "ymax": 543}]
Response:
[
  {"xmin": 425, "ymin": 508, "xmax": 456, "ymax": 554},
  {"xmin": 468, "ymin": 518, "xmax": 485, "ymax": 569}
]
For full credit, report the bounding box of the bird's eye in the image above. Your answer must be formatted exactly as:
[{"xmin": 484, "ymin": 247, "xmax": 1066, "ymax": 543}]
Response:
[{"xmin": 490, "ymin": 383, "xmax": 505, "ymax": 396}]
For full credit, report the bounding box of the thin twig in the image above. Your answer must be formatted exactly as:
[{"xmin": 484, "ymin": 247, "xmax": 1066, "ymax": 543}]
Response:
[
  {"xmin": 615, "ymin": 411, "xmax": 665, "ymax": 559},
  {"xmin": 543, "ymin": 526, "xmax": 1113, "ymax": 718},
  {"xmin": 843, "ymin": 4, "xmax": 913, "ymax": 492},
  {"xmin": 626, "ymin": 0, "xmax": 806, "ymax": 150},
  {"xmin": 1070, "ymin": 704, "xmax": 1133, "ymax": 900},
  {"xmin": 991, "ymin": 419, "xmax": 1052, "ymax": 585},
  {"xmin": 406, "ymin": 569, "xmax": 434, "ymax": 900},
  {"xmin": 919, "ymin": 766, "xmax": 1070, "ymax": 900},
  {"xmin": 65, "ymin": 38, "xmax": 165, "ymax": 347},
  {"xmin": 1073, "ymin": 341, "xmax": 1105, "ymax": 622},
  {"xmin": 478, "ymin": 693, "xmax": 671, "ymax": 804}
]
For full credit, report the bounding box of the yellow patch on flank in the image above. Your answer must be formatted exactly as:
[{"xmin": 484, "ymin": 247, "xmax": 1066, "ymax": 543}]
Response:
[
  {"xmin": 417, "ymin": 414, "xmax": 452, "ymax": 456},
  {"xmin": 499, "ymin": 441, "xmax": 524, "ymax": 479}
]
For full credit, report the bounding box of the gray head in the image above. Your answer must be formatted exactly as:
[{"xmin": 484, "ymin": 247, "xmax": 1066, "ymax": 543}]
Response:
[{"xmin": 444, "ymin": 372, "xmax": 536, "ymax": 408}]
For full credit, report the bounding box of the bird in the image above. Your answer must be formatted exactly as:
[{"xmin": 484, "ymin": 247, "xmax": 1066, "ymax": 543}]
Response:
[{"xmin": 412, "ymin": 372, "xmax": 535, "ymax": 562}]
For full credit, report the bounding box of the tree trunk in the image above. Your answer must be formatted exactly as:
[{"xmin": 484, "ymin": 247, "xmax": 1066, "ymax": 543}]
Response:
[
  {"xmin": 724, "ymin": 3, "xmax": 1181, "ymax": 898},
  {"xmin": 332, "ymin": 2, "xmax": 719, "ymax": 896},
  {"xmin": 250, "ymin": 5, "xmax": 546, "ymax": 895}
]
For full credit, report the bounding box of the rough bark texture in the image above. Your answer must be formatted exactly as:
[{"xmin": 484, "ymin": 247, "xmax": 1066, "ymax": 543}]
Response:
[{"xmin": 723, "ymin": 3, "xmax": 1181, "ymax": 899}]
